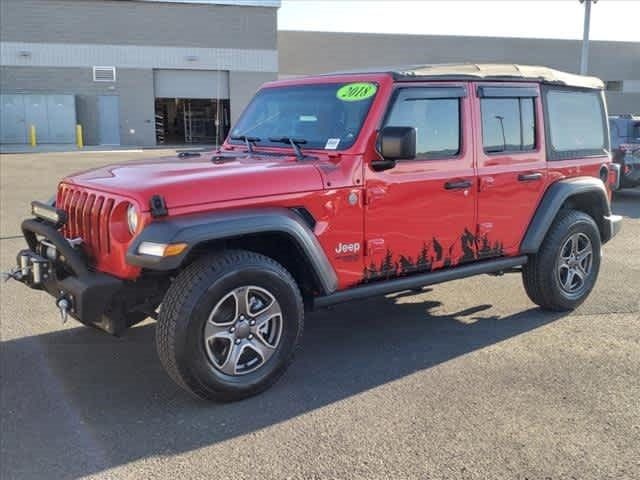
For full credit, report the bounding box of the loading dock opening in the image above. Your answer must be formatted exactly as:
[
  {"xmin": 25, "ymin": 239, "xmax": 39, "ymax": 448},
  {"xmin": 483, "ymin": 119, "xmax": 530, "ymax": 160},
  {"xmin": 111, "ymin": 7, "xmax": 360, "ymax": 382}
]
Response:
[
  {"xmin": 153, "ymin": 69, "xmax": 230, "ymax": 145},
  {"xmin": 154, "ymin": 98, "xmax": 229, "ymax": 145}
]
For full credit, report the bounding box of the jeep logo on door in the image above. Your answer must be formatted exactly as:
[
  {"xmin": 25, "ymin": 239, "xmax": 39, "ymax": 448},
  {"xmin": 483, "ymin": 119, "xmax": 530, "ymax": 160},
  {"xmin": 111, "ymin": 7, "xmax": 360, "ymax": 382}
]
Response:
[{"xmin": 335, "ymin": 242, "xmax": 361, "ymax": 260}]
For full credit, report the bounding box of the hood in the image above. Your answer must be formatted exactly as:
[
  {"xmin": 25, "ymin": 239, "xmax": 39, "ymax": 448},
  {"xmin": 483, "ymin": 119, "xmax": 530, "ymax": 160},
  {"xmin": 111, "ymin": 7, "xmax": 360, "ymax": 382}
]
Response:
[{"xmin": 62, "ymin": 151, "xmax": 325, "ymax": 211}]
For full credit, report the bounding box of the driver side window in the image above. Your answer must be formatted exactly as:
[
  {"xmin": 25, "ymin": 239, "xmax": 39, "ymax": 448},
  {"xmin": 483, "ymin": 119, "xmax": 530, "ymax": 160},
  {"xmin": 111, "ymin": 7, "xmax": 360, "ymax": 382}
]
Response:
[{"xmin": 384, "ymin": 88, "xmax": 461, "ymax": 159}]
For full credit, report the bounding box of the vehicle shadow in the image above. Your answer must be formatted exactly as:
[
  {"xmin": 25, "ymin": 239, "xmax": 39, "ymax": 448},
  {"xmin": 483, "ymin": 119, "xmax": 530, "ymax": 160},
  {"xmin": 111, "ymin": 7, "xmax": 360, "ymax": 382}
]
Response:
[
  {"xmin": 613, "ymin": 187, "xmax": 640, "ymax": 219},
  {"xmin": 1, "ymin": 292, "xmax": 564, "ymax": 479}
]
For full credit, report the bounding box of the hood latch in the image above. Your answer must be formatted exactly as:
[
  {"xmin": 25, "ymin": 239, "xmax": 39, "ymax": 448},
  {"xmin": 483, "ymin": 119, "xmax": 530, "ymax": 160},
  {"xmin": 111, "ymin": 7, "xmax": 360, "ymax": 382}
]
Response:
[{"xmin": 150, "ymin": 195, "xmax": 168, "ymax": 218}]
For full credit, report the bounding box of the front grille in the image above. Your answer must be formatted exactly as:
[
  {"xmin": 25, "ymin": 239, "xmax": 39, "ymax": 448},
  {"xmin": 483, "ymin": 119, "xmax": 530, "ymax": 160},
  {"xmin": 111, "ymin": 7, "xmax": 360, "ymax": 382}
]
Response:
[{"xmin": 58, "ymin": 186, "xmax": 115, "ymax": 255}]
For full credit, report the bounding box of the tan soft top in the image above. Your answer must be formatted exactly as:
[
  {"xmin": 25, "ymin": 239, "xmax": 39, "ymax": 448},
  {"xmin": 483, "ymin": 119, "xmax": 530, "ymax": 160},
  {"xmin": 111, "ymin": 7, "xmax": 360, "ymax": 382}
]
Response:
[{"xmin": 328, "ymin": 63, "xmax": 604, "ymax": 90}]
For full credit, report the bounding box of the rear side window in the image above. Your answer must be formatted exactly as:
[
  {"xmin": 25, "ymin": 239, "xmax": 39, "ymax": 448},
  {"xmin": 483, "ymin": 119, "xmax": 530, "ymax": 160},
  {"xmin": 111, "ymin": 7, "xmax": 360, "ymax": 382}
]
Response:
[
  {"xmin": 545, "ymin": 89, "xmax": 607, "ymax": 160},
  {"xmin": 481, "ymin": 98, "xmax": 535, "ymax": 153},
  {"xmin": 384, "ymin": 88, "xmax": 461, "ymax": 159}
]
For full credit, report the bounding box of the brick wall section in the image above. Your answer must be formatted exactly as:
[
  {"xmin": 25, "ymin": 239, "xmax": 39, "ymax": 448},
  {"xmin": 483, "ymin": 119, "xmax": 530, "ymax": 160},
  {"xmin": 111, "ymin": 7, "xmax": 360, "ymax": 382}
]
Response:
[
  {"xmin": 0, "ymin": 0, "xmax": 277, "ymax": 50},
  {"xmin": 1, "ymin": 66, "xmax": 156, "ymax": 145},
  {"xmin": 278, "ymin": 31, "xmax": 640, "ymax": 114}
]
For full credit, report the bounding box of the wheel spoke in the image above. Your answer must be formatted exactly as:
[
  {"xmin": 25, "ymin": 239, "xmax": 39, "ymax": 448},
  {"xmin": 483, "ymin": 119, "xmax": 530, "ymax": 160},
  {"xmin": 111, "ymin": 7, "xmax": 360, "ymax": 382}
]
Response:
[
  {"xmin": 576, "ymin": 246, "xmax": 592, "ymax": 263},
  {"xmin": 208, "ymin": 291, "xmax": 238, "ymax": 325},
  {"xmin": 576, "ymin": 261, "xmax": 590, "ymax": 279},
  {"xmin": 248, "ymin": 335, "xmax": 276, "ymax": 363},
  {"xmin": 246, "ymin": 287, "xmax": 277, "ymax": 317},
  {"xmin": 219, "ymin": 340, "xmax": 249, "ymax": 375},
  {"xmin": 558, "ymin": 264, "xmax": 570, "ymax": 279},
  {"xmin": 570, "ymin": 234, "xmax": 579, "ymax": 255},
  {"xmin": 232, "ymin": 287, "xmax": 251, "ymax": 317},
  {"xmin": 204, "ymin": 321, "xmax": 234, "ymax": 343},
  {"xmin": 564, "ymin": 269, "xmax": 576, "ymax": 290},
  {"xmin": 252, "ymin": 301, "xmax": 282, "ymax": 329}
]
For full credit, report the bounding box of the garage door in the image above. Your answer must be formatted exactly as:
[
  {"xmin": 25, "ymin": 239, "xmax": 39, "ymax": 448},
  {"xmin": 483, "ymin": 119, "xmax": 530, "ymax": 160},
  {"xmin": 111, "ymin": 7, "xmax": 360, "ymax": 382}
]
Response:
[{"xmin": 153, "ymin": 70, "xmax": 229, "ymax": 99}]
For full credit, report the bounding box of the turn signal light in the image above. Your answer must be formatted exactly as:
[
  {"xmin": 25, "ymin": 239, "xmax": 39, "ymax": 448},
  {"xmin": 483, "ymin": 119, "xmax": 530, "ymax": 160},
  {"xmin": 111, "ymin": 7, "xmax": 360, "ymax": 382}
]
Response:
[{"xmin": 138, "ymin": 242, "xmax": 188, "ymax": 257}]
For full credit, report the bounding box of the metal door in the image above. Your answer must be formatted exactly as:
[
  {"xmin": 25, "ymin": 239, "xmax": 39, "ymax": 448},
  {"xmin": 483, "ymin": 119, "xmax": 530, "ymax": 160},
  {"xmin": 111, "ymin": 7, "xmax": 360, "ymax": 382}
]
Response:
[
  {"xmin": 47, "ymin": 95, "xmax": 76, "ymax": 143},
  {"xmin": 98, "ymin": 95, "xmax": 121, "ymax": 145},
  {"xmin": 0, "ymin": 94, "xmax": 27, "ymax": 143},
  {"xmin": 24, "ymin": 95, "xmax": 51, "ymax": 143}
]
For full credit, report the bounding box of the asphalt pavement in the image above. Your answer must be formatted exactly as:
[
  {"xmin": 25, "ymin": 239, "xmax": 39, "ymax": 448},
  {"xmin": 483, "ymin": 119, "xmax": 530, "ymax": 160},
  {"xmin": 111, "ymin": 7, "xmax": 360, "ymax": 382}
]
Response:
[{"xmin": 1, "ymin": 151, "xmax": 639, "ymax": 480}]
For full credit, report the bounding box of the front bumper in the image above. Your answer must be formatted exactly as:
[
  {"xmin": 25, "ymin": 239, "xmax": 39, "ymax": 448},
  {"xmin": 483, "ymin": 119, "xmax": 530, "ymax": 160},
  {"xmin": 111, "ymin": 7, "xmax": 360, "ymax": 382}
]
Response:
[{"xmin": 13, "ymin": 217, "xmax": 124, "ymax": 333}]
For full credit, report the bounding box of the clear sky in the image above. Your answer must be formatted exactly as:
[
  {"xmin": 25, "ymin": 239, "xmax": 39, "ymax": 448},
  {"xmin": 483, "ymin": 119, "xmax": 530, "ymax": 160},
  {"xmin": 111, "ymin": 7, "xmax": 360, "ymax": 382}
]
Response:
[{"xmin": 278, "ymin": 0, "xmax": 640, "ymax": 42}]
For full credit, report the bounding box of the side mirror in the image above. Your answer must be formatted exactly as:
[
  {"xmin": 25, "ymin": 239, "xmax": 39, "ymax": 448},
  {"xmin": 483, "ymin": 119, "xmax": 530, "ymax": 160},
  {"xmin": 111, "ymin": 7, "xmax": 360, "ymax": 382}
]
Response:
[{"xmin": 372, "ymin": 126, "xmax": 416, "ymax": 171}]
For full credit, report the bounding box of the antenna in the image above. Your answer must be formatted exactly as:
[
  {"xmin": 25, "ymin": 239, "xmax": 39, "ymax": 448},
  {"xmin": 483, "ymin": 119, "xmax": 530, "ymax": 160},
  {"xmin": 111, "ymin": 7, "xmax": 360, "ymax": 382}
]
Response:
[{"xmin": 215, "ymin": 66, "xmax": 222, "ymax": 150}]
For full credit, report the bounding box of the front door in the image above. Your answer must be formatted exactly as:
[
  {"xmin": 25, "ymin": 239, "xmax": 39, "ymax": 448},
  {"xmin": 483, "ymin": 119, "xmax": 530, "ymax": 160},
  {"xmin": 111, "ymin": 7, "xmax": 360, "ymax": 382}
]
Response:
[
  {"xmin": 98, "ymin": 95, "xmax": 121, "ymax": 145},
  {"xmin": 474, "ymin": 83, "xmax": 548, "ymax": 254},
  {"xmin": 364, "ymin": 84, "xmax": 477, "ymax": 281}
]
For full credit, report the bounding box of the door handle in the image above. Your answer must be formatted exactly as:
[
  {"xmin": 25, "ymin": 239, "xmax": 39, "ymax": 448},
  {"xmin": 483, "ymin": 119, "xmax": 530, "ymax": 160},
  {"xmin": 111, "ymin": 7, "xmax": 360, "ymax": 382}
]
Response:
[
  {"xmin": 518, "ymin": 172, "xmax": 543, "ymax": 182},
  {"xmin": 444, "ymin": 179, "xmax": 472, "ymax": 190}
]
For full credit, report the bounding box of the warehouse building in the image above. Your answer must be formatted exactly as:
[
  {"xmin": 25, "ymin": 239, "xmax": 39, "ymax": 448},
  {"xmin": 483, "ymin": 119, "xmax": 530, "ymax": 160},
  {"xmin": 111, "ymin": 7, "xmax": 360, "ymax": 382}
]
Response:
[
  {"xmin": 0, "ymin": 0, "xmax": 278, "ymax": 146},
  {"xmin": 1, "ymin": 1, "xmax": 639, "ymax": 147},
  {"xmin": 278, "ymin": 31, "xmax": 640, "ymax": 116}
]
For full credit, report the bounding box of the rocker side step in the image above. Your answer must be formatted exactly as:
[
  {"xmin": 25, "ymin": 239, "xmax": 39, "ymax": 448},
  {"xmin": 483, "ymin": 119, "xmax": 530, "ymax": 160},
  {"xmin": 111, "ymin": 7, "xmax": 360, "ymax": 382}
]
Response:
[{"xmin": 313, "ymin": 256, "xmax": 528, "ymax": 309}]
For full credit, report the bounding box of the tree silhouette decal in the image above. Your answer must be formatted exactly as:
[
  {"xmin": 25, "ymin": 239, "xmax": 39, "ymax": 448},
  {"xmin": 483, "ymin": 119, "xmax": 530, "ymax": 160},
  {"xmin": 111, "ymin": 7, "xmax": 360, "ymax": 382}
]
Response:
[{"xmin": 360, "ymin": 227, "xmax": 506, "ymax": 284}]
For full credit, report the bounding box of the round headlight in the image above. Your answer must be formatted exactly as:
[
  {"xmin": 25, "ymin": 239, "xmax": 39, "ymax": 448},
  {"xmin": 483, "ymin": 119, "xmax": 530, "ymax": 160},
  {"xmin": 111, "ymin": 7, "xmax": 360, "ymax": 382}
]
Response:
[{"xmin": 127, "ymin": 204, "xmax": 139, "ymax": 235}]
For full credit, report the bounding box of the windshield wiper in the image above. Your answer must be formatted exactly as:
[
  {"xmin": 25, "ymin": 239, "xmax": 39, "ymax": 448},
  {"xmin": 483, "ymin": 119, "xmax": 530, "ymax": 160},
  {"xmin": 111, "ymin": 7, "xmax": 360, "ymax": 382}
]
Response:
[
  {"xmin": 230, "ymin": 135, "xmax": 260, "ymax": 153},
  {"xmin": 268, "ymin": 137, "xmax": 307, "ymax": 161}
]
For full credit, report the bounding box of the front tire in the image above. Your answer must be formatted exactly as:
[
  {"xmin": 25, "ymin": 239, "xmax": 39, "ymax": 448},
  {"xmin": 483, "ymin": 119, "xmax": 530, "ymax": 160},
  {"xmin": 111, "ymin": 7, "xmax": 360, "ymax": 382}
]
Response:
[
  {"xmin": 156, "ymin": 250, "xmax": 304, "ymax": 402},
  {"xmin": 522, "ymin": 209, "xmax": 601, "ymax": 311}
]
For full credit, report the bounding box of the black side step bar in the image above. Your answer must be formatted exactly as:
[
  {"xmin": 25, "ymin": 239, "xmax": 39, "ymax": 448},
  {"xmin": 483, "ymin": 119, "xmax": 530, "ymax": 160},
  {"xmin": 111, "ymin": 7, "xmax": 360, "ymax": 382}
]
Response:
[{"xmin": 313, "ymin": 256, "xmax": 528, "ymax": 309}]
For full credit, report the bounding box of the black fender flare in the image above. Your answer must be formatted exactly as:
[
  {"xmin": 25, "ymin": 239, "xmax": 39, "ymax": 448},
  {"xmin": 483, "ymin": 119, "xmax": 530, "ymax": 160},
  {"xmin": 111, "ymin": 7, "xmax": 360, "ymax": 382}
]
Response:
[
  {"xmin": 126, "ymin": 208, "xmax": 339, "ymax": 295},
  {"xmin": 520, "ymin": 176, "xmax": 614, "ymax": 254}
]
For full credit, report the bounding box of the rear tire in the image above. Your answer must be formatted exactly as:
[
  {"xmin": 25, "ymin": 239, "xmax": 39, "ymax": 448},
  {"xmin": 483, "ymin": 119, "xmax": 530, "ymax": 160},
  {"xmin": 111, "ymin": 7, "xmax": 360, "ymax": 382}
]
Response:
[
  {"xmin": 156, "ymin": 250, "xmax": 304, "ymax": 402},
  {"xmin": 522, "ymin": 209, "xmax": 601, "ymax": 311}
]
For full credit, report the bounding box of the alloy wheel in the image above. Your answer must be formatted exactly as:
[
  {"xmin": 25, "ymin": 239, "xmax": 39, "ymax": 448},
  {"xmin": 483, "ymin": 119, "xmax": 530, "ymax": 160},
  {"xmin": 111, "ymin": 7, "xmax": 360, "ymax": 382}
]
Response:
[
  {"xmin": 203, "ymin": 286, "xmax": 283, "ymax": 375},
  {"xmin": 556, "ymin": 232, "xmax": 593, "ymax": 296}
]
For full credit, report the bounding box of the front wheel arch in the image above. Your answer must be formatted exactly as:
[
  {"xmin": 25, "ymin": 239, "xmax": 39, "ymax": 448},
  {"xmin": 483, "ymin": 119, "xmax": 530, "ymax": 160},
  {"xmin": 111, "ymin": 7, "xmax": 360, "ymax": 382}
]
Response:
[{"xmin": 126, "ymin": 208, "xmax": 339, "ymax": 296}]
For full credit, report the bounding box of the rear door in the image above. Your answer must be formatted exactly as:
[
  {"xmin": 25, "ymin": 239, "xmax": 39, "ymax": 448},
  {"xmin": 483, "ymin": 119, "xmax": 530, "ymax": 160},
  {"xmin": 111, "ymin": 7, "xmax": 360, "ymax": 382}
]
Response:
[
  {"xmin": 474, "ymin": 83, "xmax": 548, "ymax": 254},
  {"xmin": 364, "ymin": 83, "xmax": 477, "ymax": 280}
]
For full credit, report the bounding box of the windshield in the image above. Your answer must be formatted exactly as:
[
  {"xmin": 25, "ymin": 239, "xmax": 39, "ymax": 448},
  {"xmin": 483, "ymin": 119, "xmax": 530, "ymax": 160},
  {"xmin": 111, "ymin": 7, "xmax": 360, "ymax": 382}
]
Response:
[{"xmin": 229, "ymin": 82, "xmax": 378, "ymax": 151}]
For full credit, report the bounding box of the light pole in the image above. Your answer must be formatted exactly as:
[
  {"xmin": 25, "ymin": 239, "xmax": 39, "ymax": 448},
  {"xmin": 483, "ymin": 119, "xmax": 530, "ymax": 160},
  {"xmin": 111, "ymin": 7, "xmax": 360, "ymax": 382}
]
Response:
[{"xmin": 579, "ymin": 0, "xmax": 597, "ymax": 75}]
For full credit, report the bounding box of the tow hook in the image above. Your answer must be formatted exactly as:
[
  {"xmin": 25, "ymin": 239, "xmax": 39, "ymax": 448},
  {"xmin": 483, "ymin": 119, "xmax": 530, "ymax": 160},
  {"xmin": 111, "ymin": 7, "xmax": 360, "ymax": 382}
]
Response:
[
  {"xmin": 57, "ymin": 298, "xmax": 71, "ymax": 324},
  {"xmin": 2, "ymin": 267, "xmax": 25, "ymax": 282}
]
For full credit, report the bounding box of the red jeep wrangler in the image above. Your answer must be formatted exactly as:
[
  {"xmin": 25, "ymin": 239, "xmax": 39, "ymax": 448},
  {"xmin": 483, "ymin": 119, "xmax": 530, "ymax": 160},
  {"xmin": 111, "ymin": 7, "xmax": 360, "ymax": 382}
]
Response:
[{"xmin": 9, "ymin": 64, "xmax": 622, "ymax": 402}]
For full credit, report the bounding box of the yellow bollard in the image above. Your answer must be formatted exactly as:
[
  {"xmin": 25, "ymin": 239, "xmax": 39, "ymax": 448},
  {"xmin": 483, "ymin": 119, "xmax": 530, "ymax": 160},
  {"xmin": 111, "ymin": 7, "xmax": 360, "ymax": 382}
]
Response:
[
  {"xmin": 76, "ymin": 124, "xmax": 84, "ymax": 148},
  {"xmin": 29, "ymin": 125, "xmax": 37, "ymax": 147}
]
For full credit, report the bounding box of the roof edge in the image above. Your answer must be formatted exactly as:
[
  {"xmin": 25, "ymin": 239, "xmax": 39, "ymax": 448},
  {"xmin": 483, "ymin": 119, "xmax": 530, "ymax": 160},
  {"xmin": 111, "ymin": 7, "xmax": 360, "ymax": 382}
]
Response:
[{"xmin": 322, "ymin": 64, "xmax": 604, "ymax": 90}]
